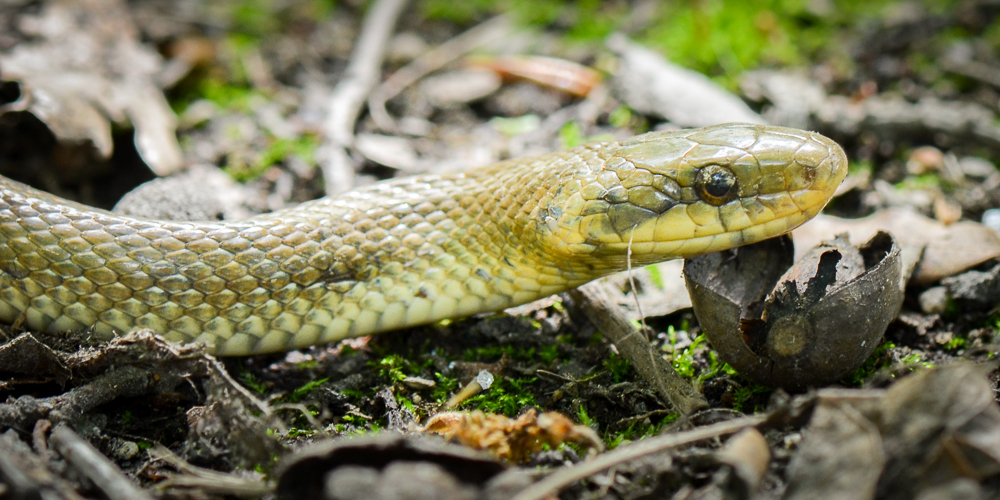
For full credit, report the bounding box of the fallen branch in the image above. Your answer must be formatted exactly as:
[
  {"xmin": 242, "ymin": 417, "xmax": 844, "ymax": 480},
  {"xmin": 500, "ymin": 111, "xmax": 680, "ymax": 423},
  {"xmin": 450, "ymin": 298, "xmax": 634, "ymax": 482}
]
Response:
[
  {"xmin": 319, "ymin": 0, "xmax": 409, "ymax": 195},
  {"xmin": 50, "ymin": 424, "xmax": 154, "ymax": 500},
  {"xmin": 568, "ymin": 282, "xmax": 708, "ymax": 415}
]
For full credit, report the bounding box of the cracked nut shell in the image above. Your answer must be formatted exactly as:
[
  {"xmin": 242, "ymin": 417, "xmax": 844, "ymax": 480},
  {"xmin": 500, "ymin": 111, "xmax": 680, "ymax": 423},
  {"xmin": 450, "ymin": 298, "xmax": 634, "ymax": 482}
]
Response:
[{"xmin": 683, "ymin": 232, "xmax": 903, "ymax": 390}]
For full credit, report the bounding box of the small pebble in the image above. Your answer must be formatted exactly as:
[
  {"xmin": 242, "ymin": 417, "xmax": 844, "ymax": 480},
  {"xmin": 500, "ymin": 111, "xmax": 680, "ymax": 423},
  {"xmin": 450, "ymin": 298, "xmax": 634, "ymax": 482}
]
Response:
[
  {"xmin": 402, "ymin": 376, "xmax": 436, "ymax": 390},
  {"xmin": 919, "ymin": 286, "xmax": 949, "ymax": 315},
  {"xmin": 982, "ymin": 209, "xmax": 1000, "ymax": 232},
  {"xmin": 958, "ymin": 156, "xmax": 996, "ymax": 180},
  {"xmin": 420, "ymin": 69, "xmax": 501, "ymax": 106},
  {"xmin": 906, "ymin": 146, "xmax": 944, "ymax": 175}
]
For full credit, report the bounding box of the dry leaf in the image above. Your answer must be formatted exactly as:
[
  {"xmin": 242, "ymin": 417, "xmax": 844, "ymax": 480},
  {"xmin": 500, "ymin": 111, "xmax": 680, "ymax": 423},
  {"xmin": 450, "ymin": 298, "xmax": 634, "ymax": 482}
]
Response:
[
  {"xmin": 0, "ymin": 0, "xmax": 182, "ymax": 175},
  {"xmin": 607, "ymin": 33, "xmax": 764, "ymax": 127},
  {"xmin": 793, "ymin": 208, "xmax": 1000, "ymax": 284},
  {"xmin": 784, "ymin": 400, "xmax": 885, "ymax": 500},
  {"xmin": 467, "ymin": 55, "xmax": 602, "ymax": 97},
  {"xmin": 422, "ymin": 409, "xmax": 603, "ymax": 463}
]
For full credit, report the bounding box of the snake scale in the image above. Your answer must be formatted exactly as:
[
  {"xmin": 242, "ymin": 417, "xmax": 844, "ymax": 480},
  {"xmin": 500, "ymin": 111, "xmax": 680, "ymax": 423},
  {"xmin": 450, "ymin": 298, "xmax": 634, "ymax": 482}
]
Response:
[{"xmin": 0, "ymin": 123, "xmax": 847, "ymax": 355}]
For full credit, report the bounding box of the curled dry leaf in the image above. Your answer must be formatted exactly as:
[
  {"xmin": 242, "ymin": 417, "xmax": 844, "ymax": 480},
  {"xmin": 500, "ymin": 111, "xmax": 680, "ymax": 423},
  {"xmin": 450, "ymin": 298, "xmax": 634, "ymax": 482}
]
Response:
[
  {"xmin": 684, "ymin": 233, "xmax": 904, "ymax": 389},
  {"xmin": 783, "ymin": 364, "xmax": 1000, "ymax": 500},
  {"xmin": 466, "ymin": 55, "xmax": 602, "ymax": 97},
  {"xmin": 716, "ymin": 428, "xmax": 771, "ymax": 493},
  {"xmin": 784, "ymin": 399, "xmax": 886, "ymax": 500},
  {"xmin": 793, "ymin": 208, "xmax": 1000, "ymax": 284},
  {"xmin": 422, "ymin": 409, "xmax": 603, "ymax": 463},
  {"xmin": 0, "ymin": 0, "xmax": 182, "ymax": 175},
  {"xmin": 877, "ymin": 363, "xmax": 1000, "ymax": 499}
]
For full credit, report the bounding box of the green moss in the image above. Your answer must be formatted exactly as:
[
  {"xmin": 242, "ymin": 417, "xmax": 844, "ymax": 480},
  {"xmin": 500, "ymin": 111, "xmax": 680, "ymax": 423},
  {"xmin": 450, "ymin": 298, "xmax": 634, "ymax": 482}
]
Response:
[
  {"xmin": 226, "ymin": 134, "xmax": 321, "ymax": 183},
  {"xmin": 373, "ymin": 354, "xmax": 413, "ymax": 384},
  {"xmin": 232, "ymin": 0, "xmax": 281, "ymax": 37},
  {"xmin": 603, "ymin": 351, "xmax": 634, "ymax": 384},
  {"xmin": 731, "ymin": 384, "xmax": 771, "ymax": 413},
  {"xmin": 901, "ymin": 352, "xmax": 934, "ymax": 368},
  {"xmin": 669, "ymin": 331, "xmax": 705, "ymax": 379},
  {"xmin": 849, "ymin": 160, "xmax": 874, "ymax": 175},
  {"xmin": 240, "ymin": 370, "xmax": 270, "ymax": 395},
  {"xmin": 286, "ymin": 377, "xmax": 330, "ymax": 403},
  {"xmin": 944, "ymin": 336, "xmax": 967, "ymax": 351},
  {"xmin": 559, "ymin": 121, "xmax": 586, "ymax": 148},
  {"xmin": 558, "ymin": 121, "xmax": 615, "ymax": 149},
  {"xmin": 417, "ymin": 0, "xmax": 954, "ymax": 91},
  {"xmin": 576, "ymin": 404, "xmax": 595, "ymax": 428},
  {"xmin": 464, "ymin": 377, "xmax": 538, "ymax": 415},
  {"xmin": 420, "ymin": 0, "xmax": 496, "ymax": 23},
  {"xmin": 699, "ymin": 349, "xmax": 738, "ymax": 384},
  {"xmin": 605, "ymin": 413, "xmax": 679, "ymax": 449},
  {"xmin": 461, "ymin": 344, "xmax": 561, "ymax": 365},
  {"xmin": 490, "ymin": 115, "xmax": 541, "ymax": 136},
  {"xmin": 845, "ymin": 340, "xmax": 896, "ymax": 385},
  {"xmin": 985, "ymin": 16, "xmax": 1000, "ymax": 52},
  {"xmin": 431, "ymin": 373, "xmax": 461, "ymax": 404},
  {"xmin": 896, "ymin": 172, "xmax": 944, "ymax": 190},
  {"xmin": 230, "ymin": 0, "xmax": 338, "ymax": 36}
]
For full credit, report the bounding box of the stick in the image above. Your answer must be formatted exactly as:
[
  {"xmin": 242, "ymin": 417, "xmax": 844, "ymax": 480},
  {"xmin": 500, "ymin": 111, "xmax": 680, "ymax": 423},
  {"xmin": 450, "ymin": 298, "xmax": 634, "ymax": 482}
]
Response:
[
  {"xmin": 569, "ymin": 283, "xmax": 709, "ymax": 415},
  {"xmin": 367, "ymin": 15, "xmax": 513, "ymax": 132},
  {"xmin": 51, "ymin": 424, "xmax": 155, "ymax": 500},
  {"xmin": 510, "ymin": 414, "xmax": 766, "ymax": 500},
  {"xmin": 320, "ymin": 0, "xmax": 409, "ymax": 195}
]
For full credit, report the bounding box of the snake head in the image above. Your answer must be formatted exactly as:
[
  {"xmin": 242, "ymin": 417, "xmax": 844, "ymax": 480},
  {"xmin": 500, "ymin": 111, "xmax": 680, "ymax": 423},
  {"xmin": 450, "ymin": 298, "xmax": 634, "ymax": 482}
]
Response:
[{"xmin": 544, "ymin": 123, "xmax": 848, "ymax": 272}]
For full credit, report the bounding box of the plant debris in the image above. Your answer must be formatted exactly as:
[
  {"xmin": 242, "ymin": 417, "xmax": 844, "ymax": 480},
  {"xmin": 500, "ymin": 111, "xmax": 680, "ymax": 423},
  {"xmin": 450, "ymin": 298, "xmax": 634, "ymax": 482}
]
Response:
[
  {"xmin": 422, "ymin": 409, "xmax": 604, "ymax": 463},
  {"xmin": 0, "ymin": 0, "xmax": 182, "ymax": 175},
  {"xmin": 0, "ymin": 1, "xmax": 1000, "ymax": 499}
]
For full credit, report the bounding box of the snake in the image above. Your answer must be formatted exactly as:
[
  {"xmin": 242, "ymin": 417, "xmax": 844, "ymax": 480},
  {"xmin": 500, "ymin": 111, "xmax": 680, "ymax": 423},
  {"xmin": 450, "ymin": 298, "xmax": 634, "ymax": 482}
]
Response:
[{"xmin": 0, "ymin": 123, "xmax": 847, "ymax": 355}]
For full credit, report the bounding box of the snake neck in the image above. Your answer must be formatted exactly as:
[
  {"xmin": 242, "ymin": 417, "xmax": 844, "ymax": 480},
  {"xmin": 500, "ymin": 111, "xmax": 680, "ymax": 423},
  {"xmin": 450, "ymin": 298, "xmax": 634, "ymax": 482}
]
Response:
[{"xmin": 288, "ymin": 145, "xmax": 617, "ymax": 299}]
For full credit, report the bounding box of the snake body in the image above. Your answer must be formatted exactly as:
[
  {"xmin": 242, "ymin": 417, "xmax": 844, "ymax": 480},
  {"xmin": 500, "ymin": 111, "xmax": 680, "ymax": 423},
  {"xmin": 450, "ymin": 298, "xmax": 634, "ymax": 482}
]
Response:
[{"xmin": 0, "ymin": 124, "xmax": 847, "ymax": 355}]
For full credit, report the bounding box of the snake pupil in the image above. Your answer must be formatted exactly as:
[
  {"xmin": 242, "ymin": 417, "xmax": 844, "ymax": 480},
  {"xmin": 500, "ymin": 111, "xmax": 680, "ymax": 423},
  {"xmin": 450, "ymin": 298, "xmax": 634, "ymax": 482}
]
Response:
[
  {"xmin": 706, "ymin": 172, "xmax": 734, "ymax": 198},
  {"xmin": 697, "ymin": 165, "xmax": 737, "ymax": 205}
]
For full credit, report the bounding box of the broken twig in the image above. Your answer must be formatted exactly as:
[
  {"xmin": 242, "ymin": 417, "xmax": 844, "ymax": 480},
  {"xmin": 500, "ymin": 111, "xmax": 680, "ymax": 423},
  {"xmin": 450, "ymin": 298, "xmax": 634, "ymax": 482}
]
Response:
[
  {"xmin": 320, "ymin": 0, "xmax": 409, "ymax": 195},
  {"xmin": 510, "ymin": 414, "xmax": 766, "ymax": 500},
  {"xmin": 568, "ymin": 282, "xmax": 708, "ymax": 414},
  {"xmin": 50, "ymin": 424, "xmax": 154, "ymax": 500},
  {"xmin": 368, "ymin": 15, "xmax": 512, "ymax": 132}
]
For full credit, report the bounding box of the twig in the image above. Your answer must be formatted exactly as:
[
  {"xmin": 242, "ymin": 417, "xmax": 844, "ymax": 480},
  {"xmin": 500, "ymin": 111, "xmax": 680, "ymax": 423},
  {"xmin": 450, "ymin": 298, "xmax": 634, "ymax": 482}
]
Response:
[
  {"xmin": 320, "ymin": 0, "xmax": 409, "ymax": 195},
  {"xmin": 149, "ymin": 444, "xmax": 274, "ymax": 498},
  {"xmin": 0, "ymin": 366, "xmax": 162, "ymax": 430},
  {"xmin": 50, "ymin": 424, "xmax": 154, "ymax": 500},
  {"xmin": 368, "ymin": 15, "xmax": 513, "ymax": 132},
  {"xmin": 510, "ymin": 414, "xmax": 767, "ymax": 500},
  {"xmin": 569, "ymin": 282, "xmax": 709, "ymax": 414},
  {"xmin": 941, "ymin": 56, "xmax": 1000, "ymax": 90},
  {"xmin": 0, "ymin": 429, "xmax": 86, "ymax": 500}
]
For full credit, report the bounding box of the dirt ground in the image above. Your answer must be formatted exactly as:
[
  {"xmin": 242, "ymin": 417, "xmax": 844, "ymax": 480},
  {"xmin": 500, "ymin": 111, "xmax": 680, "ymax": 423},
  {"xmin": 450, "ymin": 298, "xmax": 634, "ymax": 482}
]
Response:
[{"xmin": 2, "ymin": 1, "xmax": 1000, "ymax": 499}]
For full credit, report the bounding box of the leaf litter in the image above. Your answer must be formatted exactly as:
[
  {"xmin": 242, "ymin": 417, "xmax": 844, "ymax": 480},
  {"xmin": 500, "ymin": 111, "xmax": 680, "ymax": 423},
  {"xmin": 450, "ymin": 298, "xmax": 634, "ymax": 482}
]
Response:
[{"xmin": 0, "ymin": 1, "xmax": 998, "ymax": 499}]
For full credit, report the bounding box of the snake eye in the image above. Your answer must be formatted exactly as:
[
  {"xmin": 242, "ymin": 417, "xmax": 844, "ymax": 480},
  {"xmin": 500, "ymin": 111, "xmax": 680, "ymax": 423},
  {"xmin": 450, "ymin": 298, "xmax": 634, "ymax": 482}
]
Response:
[{"xmin": 697, "ymin": 165, "xmax": 737, "ymax": 205}]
